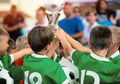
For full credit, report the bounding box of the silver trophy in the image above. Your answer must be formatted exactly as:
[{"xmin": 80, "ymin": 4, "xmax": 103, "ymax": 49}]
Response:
[{"xmin": 44, "ymin": 0, "xmax": 64, "ymax": 29}]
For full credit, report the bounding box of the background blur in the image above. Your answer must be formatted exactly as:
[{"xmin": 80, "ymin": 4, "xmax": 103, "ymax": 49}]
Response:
[{"xmin": 0, "ymin": 0, "xmax": 120, "ymax": 25}]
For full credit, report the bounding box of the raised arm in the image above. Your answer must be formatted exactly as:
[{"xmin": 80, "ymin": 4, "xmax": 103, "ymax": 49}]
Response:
[
  {"xmin": 61, "ymin": 29, "xmax": 91, "ymax": 53},
  {"xmin": 13, "ymin": 48, "xmax": 33, "ymax": 61},
  {"xmin": 55, "ymin": 29, "xmax": 74, "ymax": 57}
]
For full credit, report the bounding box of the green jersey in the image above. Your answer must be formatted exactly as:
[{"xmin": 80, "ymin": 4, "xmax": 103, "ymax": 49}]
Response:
[
  {"xmin": 0, "ymin": 54, "xmax": 14, "ymax": 84},
  {"xmin": 109, "ymin": 51, "xmax": 120, "ymax": 64},
  {"xmin": 71, "ymin": 50, "xmax": 120, "ymax": 84},
  {"xmin": 23, "ymin": 53, "xmax": 69, "ymax": 84}
]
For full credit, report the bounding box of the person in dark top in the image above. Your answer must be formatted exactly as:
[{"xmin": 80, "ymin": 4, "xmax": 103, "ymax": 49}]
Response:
[
  {"xmin": 3, "ymin": 5, "xmax": 26, "ymax": 41},
  {"xmin": 96, "ymin": 0, "xmax": 109, "ymax": 22}
]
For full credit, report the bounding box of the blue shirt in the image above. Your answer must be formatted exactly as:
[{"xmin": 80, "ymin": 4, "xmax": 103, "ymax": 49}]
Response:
[
  {"xmin": 58, "ymin": 16, "xmax": 84, "ymax": 35},
  {"xmin": 98, "ymin": 20, "xmax": 112, "ymax": 26}
]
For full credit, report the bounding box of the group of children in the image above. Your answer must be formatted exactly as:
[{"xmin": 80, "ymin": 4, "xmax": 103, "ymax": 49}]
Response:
[{"xmin": 1, "ymin": 24, "xmax": 120, "ymax": 84}]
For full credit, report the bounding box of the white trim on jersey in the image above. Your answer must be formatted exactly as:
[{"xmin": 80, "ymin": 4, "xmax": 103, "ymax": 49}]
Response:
[
  {"xmin": 31, "ymin": 53, "xmax": 48, "ymax": 58},
  {"xmin": 9, "ymin": 54, "xmax": 14, "ymax": 64},
  {"xmin": 70, "ymin": 49, "xmax": 76, "ymax": 58},
  {"xmin": 90, "ymin": 53, "xmax": 109, "ymax": 62},
  {"xmin": 70, "ymin": 50, "xmax": 109, "ymax": 62},
  {"xmin": 62, "ymin": 79, "xmax": 70, "ymax": 84},
  {"xmin": 110, "ymin": 51, "xmax": 119, "ymax": 59}
]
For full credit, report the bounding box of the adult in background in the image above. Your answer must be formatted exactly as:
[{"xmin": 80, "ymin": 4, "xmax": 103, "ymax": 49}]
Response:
[
  {"xmin": 26, "ymin": 7, "xmax": 48, "ymax": 34},
  {"xmin": 96, "ymin": 0, "xmax": 109, "ymax": 22},
  {"xmin": 3, "ymin": 5, "xmax": 26, "ymax": 41},
  {"xmin": 58, "ymin": 2, "xmax": 84, "ymax": 41}
]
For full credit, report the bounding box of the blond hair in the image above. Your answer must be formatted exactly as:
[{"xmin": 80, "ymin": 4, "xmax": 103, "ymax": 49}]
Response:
[
  {"xmin": 0, "ymin": 26, "xmax": 9, "ymax": 43},
  {"xmin": 110, "ymin": 26, "xmax": 120, "ymax": 47},
  {"xmin": 16, "ymin": 36, "xmax": 28, "ymax": 50}
]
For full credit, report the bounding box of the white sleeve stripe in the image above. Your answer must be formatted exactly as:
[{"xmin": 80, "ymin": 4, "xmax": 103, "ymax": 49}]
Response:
[
  {"xmin": 70, "ymin": 49, "xmax": 76, "ymax": 58},
  {"xmin": 9, "ymin": 54, "xmax": 14, "ymax": 64},
  {"xmin": 62, "ymin": 79, "xmax": 70, "ymax": 84}
]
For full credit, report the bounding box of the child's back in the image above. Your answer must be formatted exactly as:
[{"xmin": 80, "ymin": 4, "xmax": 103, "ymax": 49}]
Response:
[{"xmin": 23, "ymin": 26, "xmax": 69, "ymax": 84}]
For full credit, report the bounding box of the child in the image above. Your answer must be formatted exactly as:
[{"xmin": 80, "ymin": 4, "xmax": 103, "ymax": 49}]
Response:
[
  {"xmin": 23, "ymin": 26, "xmax": 69, "ymax": 84},
  {"xmin": 0, "ymin": 26, "xmax": 32, "ymax": 84},
  {"xmin": 14, "ymin": 36, "xmax": 29, "ymax": 66},
  {"xmin": 82, "ymin": 7, "xmax": 99, "ymax": 46},
  {"xmin": 107, "ymin": 26, "xmax": 120, "ymax": 64},
  {"xmin": 7, "ymin": 39, "xmax": 16, "ymax": 54},
  {"xmin": 55, "ymin": 26, "xmax": 120, "ymax": 83}
]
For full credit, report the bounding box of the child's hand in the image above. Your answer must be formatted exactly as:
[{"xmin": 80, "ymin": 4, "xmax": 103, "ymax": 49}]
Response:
[{"xmin": 54, "ymin": 28, "xmax": 64, "ymax": 39}]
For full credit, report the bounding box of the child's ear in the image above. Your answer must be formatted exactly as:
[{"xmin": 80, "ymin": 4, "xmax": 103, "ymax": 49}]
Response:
[
  {"xmin": 109, "ymin": 41, "xmax": 115, "ymax": 49},
  {"xmin": 88, "ymin": 41, "xmax": 92, "ymax": 49},
  {"xmin": 45, "ymin": 44, "xmax": 51, "ymax": 50}
]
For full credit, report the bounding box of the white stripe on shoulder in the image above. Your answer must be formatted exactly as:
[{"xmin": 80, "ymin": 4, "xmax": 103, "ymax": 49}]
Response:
[
  {"xmin": 70, "ymin": 49, "xmax": 76, "ymax": 58},
  {"xmin": 9, "ymin": 54, "xmax": 14, "ymax": 64},
  {"xmin": 62, "ymin": 79, "xmax": 70, "ymax": 84},
  {"xmin": 90, "ymin": 53, "xmax": 109, "ymax": 62},
  {"xmin": 31, "ymin": 53, "xmax": 48, "ymax": 58},
  {"xmin": 110, "ymin": 51, "xmax": 119, "ymax": 59}
]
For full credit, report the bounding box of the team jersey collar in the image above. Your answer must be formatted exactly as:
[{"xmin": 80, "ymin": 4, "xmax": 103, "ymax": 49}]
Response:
[
  {"xmin": 31, "ymin": 53, "xmax": 49, "ymax": 58},
  {"xmin": 110, "ymin": 51, "xmax": 120, "ymax": 59},
  {"xmin": 90, "ymin": 53, "xmax": 110, "ymax": 62}
]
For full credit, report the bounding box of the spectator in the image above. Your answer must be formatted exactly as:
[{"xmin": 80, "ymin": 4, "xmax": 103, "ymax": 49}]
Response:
[
  {"xmin": 26, "ymin": 7, "xmax": 48, "ymax": 33},
  {"xmin": 99, "ymin": 9, "xmax": 117, "ymax": 26},
  {"xmin": 96, "ymin": 0, "xmax": 109, "ymax": 22},
  {"xmin": 58, "ymin": 2, "xmax": 84, "ymax": 41},
  {"xmin": 82, "ymin": 8, "xmax": 99, "ymax": 46},
  {"xmin": 73, "ymin": 6, "xmax": 81, "ymax": 18},
  {"xmin": 3, "ymin": 5, "xmax": 26, "ymax": 41}
]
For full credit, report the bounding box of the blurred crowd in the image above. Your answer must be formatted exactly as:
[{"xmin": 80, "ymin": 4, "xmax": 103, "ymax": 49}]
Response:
[{"xmin": 1, "ymin": 0, "xmax": 120, "ymax": 47}]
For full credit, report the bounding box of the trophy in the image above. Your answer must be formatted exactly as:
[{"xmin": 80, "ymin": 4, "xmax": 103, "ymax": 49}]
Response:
[{"xmin": 44, "ymin": 0, "xmax": 65, "ymax": 30}]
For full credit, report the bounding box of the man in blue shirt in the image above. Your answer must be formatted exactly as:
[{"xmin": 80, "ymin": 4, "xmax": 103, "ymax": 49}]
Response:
[{"xmin": 58, "ymin": 2, "xmax": 84, "ymax": 41}]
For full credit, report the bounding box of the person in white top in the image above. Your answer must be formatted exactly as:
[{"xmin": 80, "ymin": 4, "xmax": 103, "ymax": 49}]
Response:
[
  {"xmin": 26, "ymin": 7, "xmax": 48, "ymax": 34},
  {"xmin": 82, "ymin": 8, "xmax": 99, "ymax": 47}
]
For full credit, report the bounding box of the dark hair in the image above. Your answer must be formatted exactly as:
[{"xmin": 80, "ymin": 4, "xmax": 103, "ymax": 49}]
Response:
[
  {"xmin": 7, "ymin": 39, "xmax": 16, "ymax": 53},
  {"xmin": 96, "ymin": 0, "xmax": 107, "ymax": 13},
  {"xmin": 107, "ymin": 9, "xmax": 116, "ymax": 20},
  {"xmin": 28, "ymin": 26, "xmax": 54, "ymax": 53},
  {"xmin": 90, "ymin": 26, "xmax": 112, "ymax": 50}
]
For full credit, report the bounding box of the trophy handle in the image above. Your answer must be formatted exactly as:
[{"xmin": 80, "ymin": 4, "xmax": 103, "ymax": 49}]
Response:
[{"xmin": 46, "ymin": 13, "xmax": 60, "ymax": 25}]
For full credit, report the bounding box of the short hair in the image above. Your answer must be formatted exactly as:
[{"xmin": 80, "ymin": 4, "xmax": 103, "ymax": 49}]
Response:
[
  {"xmin": 7, "ymin": 39, "xmax": 16, "ymax": 53},
  {"xmin": 110, "ymin": 26, "xmax": 120, "ymax": 47},
  {"xmin": 64, "ymin": 2, "xmax": 72, "ymax": 7},
  {"xmin": 0, "ymin": 26, "xmax": 9, "ymax": 43},
  {"xmin": 86, "ymin": 7, "xmax": 97, "ymax": 16},
  {"xmin": 16, "ymin": 36, "xmax": 28, "ymax": 50},
  {"xmin": 28, "ymin": 26, "xmax": 54, "ymax": 53},
  {"xmin": 37, "ymin": 6, "xmax": 46, "ymax": 13},
  {"xmin": 107, "ymin": 9, "xmax": 116, "ymax": 20},
  {"xmin": 90, "ymin": 26, "xmax": 112, "ymax": 50}
]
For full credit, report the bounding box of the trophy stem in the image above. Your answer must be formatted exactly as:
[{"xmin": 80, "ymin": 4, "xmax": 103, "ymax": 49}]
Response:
[{"xmin": 46, "ymin": 13, "xmax": 60, "ymax": 25}]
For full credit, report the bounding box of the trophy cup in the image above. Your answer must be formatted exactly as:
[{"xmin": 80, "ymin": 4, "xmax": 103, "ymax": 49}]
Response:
[{"xmin": 44, "ymin": 0, "xmax": 65, "ymax": 30}]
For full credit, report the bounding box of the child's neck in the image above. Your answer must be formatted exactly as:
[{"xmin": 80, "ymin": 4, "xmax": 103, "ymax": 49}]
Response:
[
  {"xmin": 93, "ymin": 49, "xmax": 108, "ymax": 57},
  {"xmin": 37, "ymin": 50, "xmax": 50, "ymax": 58}
]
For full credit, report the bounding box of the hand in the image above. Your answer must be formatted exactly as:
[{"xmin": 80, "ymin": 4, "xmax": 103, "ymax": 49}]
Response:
[{"xmin": 17, "ymin": 22, "xmax": 26, "ymax": 28}]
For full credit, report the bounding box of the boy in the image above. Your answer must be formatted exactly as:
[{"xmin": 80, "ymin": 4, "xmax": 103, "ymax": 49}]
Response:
[
  {"xmin": 55, "ymin": 26, "xmax": 120, "ymax": 83},
  {"xmin": 7, "ymin": 39, "xmax": 16, "ymax": 54},
  {"xmin": 82, "ymin": 8, "xmax": 99, "ymax": 46},
  {"xmin": 23, "ymin": 26, "xmax": 69, "ymax": 84},
  {"xmin": 107, "ymin": 26, "xmax": 120, "ymax": 64},
  {"xmin": 0, "ymin": 26, "xmax": 32, "ymax": 84}
]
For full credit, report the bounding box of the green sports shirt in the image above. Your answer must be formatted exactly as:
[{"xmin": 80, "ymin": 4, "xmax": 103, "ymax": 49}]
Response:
[
  {"xmin": 109, "ymin": 51, "xmax": 120, "ymax": 64},
  {"xmin": 23, "ymin": 53, "xmax": 69, "ymax": 84},
  {"xmin": 71, "ymin": 50, "xmax": 120, "ymax": 84},
  {"xmin": 0, "ymin": 54, "xmax": 14, "ymax": 84}
]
